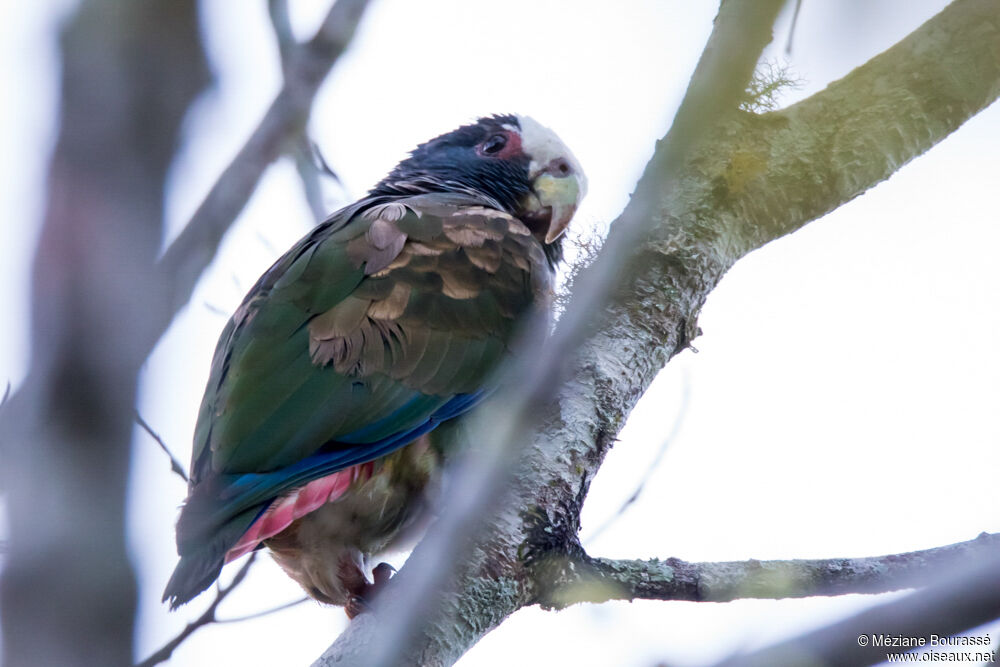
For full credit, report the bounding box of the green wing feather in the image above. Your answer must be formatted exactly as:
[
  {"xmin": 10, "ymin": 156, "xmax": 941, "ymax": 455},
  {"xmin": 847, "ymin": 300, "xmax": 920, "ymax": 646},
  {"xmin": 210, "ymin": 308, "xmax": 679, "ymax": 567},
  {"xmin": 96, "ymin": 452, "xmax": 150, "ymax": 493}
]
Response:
[{"xmin": 189, "ymin": 193, "xmax": 549, "ymax": 480}]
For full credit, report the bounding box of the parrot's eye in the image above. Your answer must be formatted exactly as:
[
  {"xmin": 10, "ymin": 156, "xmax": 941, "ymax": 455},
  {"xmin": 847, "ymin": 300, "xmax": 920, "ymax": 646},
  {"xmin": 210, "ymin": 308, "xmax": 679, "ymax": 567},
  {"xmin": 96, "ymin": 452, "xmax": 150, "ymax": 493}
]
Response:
[{"xmin": 480, "ymin": 133, "xmax": 508, "ymax": 155}]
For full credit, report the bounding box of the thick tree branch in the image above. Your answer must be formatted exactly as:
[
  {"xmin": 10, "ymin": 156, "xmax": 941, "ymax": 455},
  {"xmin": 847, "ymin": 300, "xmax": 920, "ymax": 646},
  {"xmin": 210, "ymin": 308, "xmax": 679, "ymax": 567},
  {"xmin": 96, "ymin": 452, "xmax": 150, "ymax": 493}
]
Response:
[
  {"xmin": 153, "ymin": 0, "xmax": 371, "ymax": 339},
  {"xmin": 708, "ymin": 549, "xmax": 1000, "ymax": 667},
  {"xmin": 531, "ymin": 532, "xmax": 1000, "ymax": 609},
  {"xmin": 317, "ymin": 0, "xmax": 1000, "ymax": 664}
]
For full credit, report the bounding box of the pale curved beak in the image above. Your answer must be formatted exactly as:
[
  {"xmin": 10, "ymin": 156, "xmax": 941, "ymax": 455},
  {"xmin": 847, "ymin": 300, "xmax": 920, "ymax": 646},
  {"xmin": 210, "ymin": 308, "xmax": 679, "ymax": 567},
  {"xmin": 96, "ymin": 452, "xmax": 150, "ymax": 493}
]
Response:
[
  {"xmin": 515, "ymin": 116, "xmax": 587, "ymax": 244},
  {"xmin": 530, "ymin": 166, "xmax": 586, "ymax": 244}
]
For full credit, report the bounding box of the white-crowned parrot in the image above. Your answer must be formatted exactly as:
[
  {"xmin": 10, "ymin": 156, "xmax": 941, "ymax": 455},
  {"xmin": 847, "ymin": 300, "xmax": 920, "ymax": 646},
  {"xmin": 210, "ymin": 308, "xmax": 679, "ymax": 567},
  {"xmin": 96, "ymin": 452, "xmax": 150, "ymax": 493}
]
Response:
[{"xmin": 163, "ymin": 115, "xmax": 586, "ymax": 615}]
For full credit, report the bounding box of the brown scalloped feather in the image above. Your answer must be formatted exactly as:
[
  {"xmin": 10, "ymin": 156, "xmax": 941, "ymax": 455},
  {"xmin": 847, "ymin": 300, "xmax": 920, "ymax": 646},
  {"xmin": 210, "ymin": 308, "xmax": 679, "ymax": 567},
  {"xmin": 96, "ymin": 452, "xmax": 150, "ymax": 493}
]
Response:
[
  {"xmin": 367, "ymin": 283, "xmax": 411, "ymax": 319},
  {"xmin": 302, "ymin": 194, "xmax": 550, "ymax": 393},
  {"xmin": 463, "ymin": 242, "xmax": 503, "ymax": 273}
]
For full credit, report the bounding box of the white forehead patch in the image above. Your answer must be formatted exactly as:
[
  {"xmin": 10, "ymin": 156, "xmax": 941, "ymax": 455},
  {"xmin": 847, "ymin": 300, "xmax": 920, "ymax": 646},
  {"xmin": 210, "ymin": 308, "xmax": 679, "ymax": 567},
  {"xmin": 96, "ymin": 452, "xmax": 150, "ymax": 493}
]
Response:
[{"xmin": 516, "ymin": 115, "xmax": 587, "ymax": 194}]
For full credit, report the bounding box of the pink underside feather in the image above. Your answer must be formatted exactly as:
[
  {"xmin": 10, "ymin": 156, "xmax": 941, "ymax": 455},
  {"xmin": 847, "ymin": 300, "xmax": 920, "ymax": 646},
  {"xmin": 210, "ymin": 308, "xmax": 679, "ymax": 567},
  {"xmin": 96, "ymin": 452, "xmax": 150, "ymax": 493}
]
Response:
[{"xmin": 225, "ymin": 463, "xmax": 373, "ymax": 562}]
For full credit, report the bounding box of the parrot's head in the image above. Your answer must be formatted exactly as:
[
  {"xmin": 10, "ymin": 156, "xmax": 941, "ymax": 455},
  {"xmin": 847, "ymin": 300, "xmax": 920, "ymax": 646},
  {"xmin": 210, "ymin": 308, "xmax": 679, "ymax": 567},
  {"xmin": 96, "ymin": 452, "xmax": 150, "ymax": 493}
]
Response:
[{"xmin": 371, "ymin": 114, "xmax": 587, "ymax": 257}]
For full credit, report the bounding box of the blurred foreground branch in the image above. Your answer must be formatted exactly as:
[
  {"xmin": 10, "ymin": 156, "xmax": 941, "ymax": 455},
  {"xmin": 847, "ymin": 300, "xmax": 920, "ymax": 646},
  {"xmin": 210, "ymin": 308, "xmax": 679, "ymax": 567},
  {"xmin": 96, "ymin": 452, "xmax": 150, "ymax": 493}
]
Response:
[
  {"xmin": 0, "ymin": 1, "xmax": 373, "ymax": 666},
  {"xmin": 0, "ymin": 2, "xmax": 209, "ymax": 666}
]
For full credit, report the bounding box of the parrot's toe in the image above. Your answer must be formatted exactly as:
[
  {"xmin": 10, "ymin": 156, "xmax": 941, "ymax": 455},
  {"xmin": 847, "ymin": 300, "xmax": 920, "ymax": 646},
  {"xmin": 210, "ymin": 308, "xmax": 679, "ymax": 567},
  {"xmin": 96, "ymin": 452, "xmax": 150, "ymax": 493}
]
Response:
[{"xmin": 345, "ymin": 594, "xmax": 370, "ymax": 619}]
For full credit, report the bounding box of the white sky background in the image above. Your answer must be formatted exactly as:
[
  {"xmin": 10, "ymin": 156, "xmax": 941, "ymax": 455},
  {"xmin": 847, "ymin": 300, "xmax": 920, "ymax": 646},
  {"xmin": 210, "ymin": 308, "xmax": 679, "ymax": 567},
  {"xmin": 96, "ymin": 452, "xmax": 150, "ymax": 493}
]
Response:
[{"xmin": 1, "ymin": 1, "xmax": 998, "ymax": 666}]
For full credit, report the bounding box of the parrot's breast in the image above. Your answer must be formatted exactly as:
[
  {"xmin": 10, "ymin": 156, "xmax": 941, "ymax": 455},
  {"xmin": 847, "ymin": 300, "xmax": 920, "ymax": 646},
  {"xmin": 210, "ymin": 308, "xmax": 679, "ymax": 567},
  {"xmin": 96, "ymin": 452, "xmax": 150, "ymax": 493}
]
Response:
[{"xmin": 261, "ymin": 434, "xmax": 442, "ymax": 605}]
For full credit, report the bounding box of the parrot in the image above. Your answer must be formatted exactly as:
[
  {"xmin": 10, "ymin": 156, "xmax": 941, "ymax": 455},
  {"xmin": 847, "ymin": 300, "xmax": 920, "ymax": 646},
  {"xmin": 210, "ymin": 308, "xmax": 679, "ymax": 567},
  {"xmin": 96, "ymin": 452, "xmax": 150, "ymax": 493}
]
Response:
[{"xmin": 162, "ymin": 114, "xmax": 586, "ymax": 616}]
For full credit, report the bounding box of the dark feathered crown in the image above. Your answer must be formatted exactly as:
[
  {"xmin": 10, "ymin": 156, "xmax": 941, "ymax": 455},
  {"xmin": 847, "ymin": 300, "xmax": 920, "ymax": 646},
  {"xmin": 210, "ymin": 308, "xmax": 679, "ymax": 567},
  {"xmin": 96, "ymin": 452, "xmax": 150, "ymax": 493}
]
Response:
[
  {"xmin": 368, "ymin": 115, "xmax": 530, "ymax": 213},
  {"xmin": 407, "ymin": 115, "xmax": 519, "ymax": 154}
]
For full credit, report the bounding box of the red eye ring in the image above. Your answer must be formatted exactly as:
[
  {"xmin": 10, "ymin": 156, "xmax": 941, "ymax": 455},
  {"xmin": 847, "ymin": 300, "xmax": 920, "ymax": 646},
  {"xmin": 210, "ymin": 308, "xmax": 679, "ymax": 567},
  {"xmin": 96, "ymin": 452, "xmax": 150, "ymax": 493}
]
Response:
[{"xmin": 480, "ymin": 133, "xmax": 508, "ymax": 155}]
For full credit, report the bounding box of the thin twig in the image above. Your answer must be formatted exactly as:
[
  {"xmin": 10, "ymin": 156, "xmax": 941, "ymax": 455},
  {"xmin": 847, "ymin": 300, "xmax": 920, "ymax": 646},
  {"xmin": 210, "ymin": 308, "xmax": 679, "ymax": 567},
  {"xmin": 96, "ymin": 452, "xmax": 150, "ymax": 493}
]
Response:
[
  {"xmin": 785, "ymin": 0, "xmax": 804, "ymax": 54},
  {"xmin": 293, "ymin": 138, "xmax": 338, "ymax": 223},
  {"xmin": 134, "ymin": 412, "xmax": 189, "ymax": 483},
  {"xmin": 740, "ymin": 59, "xmax": 803, "ymax": 113},
  {"xmin": 583, "ymin": 371, "xmax": 690, "ymax": 544},
  {"xmin": 135, "ymin": 553, "xmax": 258, "ymax": 667},
  {"xmin": 215, "ymin": 595, "xmax": 309, "ymax": 624},
  {"xmin": 204, "ymin": 301, "xmax": 229, "ymax": 317},
  {"xmin": 254, "ymin": 230, "xmax": 278, "ymax": 255},
  {"xmin": 309, "ymin": 139, "xmax": 341, "ymax": 184}
]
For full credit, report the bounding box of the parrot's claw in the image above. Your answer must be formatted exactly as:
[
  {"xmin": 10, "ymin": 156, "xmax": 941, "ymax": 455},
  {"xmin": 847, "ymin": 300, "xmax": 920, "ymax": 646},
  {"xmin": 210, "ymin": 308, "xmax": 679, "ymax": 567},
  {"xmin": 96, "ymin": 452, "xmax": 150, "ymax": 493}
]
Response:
[
  {"xmin": 372, "ymin": 561, "xmax": 396, "ymax": 585},
  {"xmin": 344, "ymin": 562, "xmax": 397, "ymax": 619}
]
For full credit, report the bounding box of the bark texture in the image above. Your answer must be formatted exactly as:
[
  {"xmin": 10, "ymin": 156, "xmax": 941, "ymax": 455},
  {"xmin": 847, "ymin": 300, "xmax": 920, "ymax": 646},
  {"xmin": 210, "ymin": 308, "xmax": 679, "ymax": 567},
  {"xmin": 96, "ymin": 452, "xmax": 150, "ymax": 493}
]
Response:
[
  {"xmin": 533, "ymin": 532, "xmax": 1000, "ymax": 608},
  {"xmin": 315, "ymin": 0, "xmax": 1000, "ymax": 664}
]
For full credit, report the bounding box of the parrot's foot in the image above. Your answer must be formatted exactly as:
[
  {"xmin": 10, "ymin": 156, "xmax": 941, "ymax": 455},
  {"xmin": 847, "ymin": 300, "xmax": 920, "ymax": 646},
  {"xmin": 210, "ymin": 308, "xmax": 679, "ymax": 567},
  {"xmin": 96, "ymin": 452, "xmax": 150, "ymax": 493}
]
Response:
[{"xmin": 344, "ymin": 562, "xmax": 396, "ymax": 619}]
